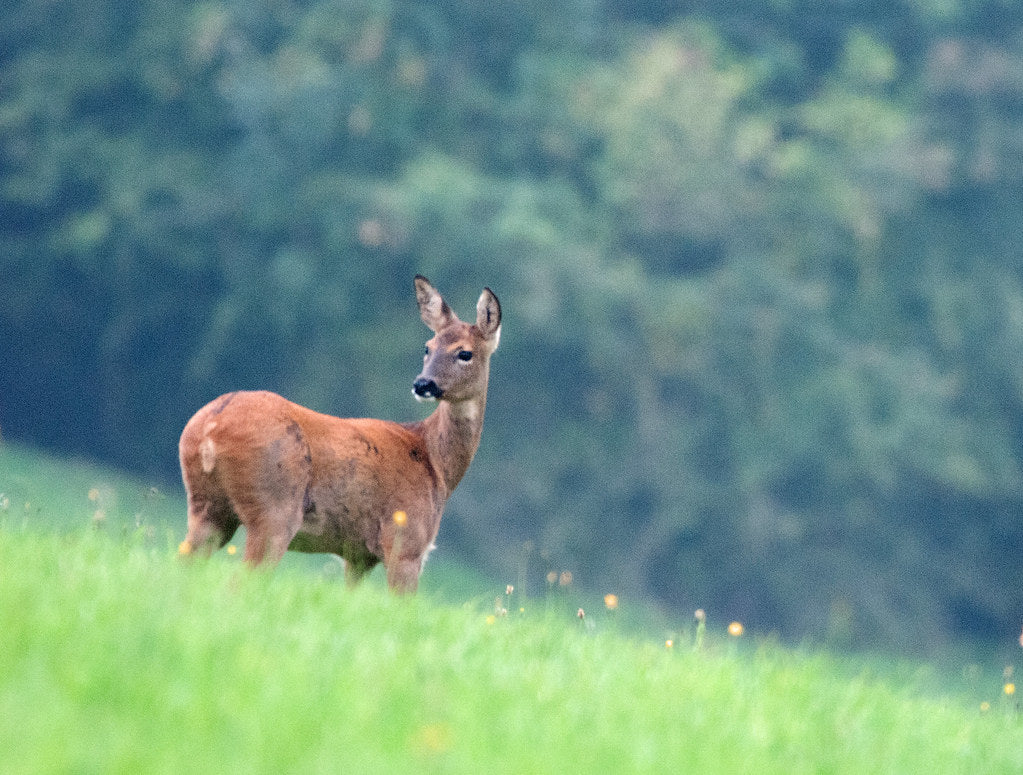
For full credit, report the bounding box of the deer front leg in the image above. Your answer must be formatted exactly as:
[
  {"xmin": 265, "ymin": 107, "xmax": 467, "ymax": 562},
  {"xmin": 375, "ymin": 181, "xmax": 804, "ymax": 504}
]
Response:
[
  {"xmin": 386, "ymin": 556, "xmax": 422, "ymax": 594},
  {"xmin": 382, "ymin": 514, "xmax": 431, "ymax": 593}
]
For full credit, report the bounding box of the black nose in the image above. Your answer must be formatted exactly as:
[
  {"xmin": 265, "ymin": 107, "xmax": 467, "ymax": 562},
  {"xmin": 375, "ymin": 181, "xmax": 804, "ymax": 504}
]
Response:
[{"xmin": 413, "ymin": 377, "xmax": 443, "ymax": 399}]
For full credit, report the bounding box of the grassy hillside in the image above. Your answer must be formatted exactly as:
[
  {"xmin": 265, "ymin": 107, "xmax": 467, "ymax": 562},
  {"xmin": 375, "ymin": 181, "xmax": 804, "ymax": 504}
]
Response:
[
  {"xmin": 0, "ymin": 443, "xmax": 182, "ymax": 532},
  {"xmin": 3, "ymin": 443, "xmax": 1023, "ymax": 773},
  {"xmin": 2, "ymin": 527, "xmax": 1023, "ymax": 774}
]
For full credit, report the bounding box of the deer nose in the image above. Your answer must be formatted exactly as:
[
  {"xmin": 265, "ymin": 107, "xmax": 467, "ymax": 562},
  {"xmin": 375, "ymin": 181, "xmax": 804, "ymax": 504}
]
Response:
[{"xmin": 412, "ymin": 377, "xmax": 443, "ymax": 400}]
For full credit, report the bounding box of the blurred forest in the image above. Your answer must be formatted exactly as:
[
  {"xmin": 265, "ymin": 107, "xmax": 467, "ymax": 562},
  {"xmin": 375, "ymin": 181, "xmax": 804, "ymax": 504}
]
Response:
[{"xmin": 3, "ymin": 0, "xmax": 1023, "ymax": 649}]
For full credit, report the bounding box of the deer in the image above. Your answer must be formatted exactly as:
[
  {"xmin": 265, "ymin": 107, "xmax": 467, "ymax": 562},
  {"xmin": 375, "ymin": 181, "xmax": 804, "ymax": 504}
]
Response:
[{"xmin": 177, "ymin": 275, "xmax": 501, "ymax": 593}]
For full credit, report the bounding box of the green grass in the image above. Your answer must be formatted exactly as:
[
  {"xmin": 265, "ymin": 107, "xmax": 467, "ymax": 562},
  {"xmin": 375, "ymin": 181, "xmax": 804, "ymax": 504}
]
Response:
[
  {"xmin": 0, "ymin": 443, "xmax": 183, "ymax": 532},
  {"xmin": 2, "ymin": 529, "xmax": 1023, "ymax": 774},
  {"xmin": 3, "ymin": 443, "xmax": 1023, "ymax": 773}
]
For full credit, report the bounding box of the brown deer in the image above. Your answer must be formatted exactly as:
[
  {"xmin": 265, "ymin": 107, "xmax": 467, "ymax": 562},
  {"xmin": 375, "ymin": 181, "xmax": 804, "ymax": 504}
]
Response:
[{"xmin": 177, "ymin": 276, "xmax": 501, "ymax": 592}]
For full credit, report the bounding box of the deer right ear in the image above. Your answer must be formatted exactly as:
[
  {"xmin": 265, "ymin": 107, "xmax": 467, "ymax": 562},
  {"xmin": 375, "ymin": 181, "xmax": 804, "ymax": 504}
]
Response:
[{"xmin": 415, "ymin": 275, "xmax": 454, "ymax": 332}]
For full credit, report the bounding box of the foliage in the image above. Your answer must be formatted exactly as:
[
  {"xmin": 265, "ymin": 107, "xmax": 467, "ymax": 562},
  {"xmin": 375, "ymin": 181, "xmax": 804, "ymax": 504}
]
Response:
[{"xmin": 3, "ymin": 0, "xmax": 1023, "ymax": 647}]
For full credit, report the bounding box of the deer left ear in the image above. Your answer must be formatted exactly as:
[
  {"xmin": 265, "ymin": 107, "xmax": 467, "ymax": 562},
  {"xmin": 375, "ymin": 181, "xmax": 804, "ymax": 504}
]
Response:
[{"xmin": 475, "ymin": 287, "xmax": 501, "ymax": 349}]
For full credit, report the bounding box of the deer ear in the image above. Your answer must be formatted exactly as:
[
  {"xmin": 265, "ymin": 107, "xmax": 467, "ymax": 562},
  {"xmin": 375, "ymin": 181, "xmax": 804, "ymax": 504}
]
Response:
[
  {"xmin": 475, "ymin": 287, "xmax": 501, "ymax": 349},
  {"xmin": 415, "ymin": 275, "xmax": 454, "ymax": 332}
]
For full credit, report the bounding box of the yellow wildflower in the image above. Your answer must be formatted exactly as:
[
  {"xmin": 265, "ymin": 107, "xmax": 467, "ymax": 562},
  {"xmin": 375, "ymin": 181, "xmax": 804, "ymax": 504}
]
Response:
[
  {"xmin": 412, "ymin": 722, "xmax": 453, "ymax": 755},
  {"xmin": 728, "ymin": 621, "xmax": 744, "ymax": 637},
  {"xmin": 604, "ymin": 594, "xmax": 619, "ymax": 610}
]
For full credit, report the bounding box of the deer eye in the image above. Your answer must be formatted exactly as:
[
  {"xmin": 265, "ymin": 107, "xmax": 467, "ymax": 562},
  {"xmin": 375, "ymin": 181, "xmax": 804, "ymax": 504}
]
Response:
[
  {"xmin": 423, "ymin": 346, "xmax": 430, "ymax": 357},
  {"xmin": 457, "ymin": 350, "xmax": 473, "ymax": 362}
]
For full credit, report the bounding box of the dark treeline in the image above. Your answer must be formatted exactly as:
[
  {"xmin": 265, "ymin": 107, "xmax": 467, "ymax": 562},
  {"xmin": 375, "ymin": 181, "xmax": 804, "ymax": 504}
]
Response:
[{"xmin": 3, "ymin": 0, "xmax": 1023, "ymax": 648}]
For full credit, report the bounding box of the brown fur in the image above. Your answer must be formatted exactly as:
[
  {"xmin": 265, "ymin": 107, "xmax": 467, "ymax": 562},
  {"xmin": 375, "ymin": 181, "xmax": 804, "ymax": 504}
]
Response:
[{"xmin": 178, "ymin": 276, "xmax": 501, "ymax": 592}]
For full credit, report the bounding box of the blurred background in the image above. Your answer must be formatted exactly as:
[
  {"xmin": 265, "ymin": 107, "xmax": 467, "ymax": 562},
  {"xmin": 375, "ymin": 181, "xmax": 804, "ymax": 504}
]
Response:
[{"xmin": 2, "ymin": 0, "xmax": 1023, "ymax": 650}]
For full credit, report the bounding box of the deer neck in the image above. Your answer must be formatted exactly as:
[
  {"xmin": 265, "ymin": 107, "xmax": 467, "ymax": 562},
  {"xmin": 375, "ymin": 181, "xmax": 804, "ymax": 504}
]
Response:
[{"xmin": 421, "ymin": 393, "xmax": 487, "ymax": 495}]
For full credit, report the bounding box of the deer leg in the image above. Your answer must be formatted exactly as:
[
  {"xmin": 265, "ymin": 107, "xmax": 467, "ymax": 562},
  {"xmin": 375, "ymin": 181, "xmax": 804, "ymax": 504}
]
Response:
[
  {"xmin": 240, "ymin": 500, "xmax": 304, "ymax": 566},
  {"xmin": 182, "ymin": 496, "xmax": 238, "ymax": 557},
  {"xmin": 385, "ymin": 556, "xmax": 422, "ymax": 594},
  {"xmin": 242, "ymin": 520, "xmax": 271, "ymax": 565},
  {"xmin": 382, "ymin": 517, "xmax": 431, "ymax": 593}
]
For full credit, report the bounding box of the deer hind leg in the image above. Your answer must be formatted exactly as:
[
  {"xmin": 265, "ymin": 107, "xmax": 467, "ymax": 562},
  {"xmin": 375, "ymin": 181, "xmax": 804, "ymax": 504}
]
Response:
[
  {"xmin": 239, "ymin": 500, "xmax": 305, "ymax": 566},
  {"xmin": 235, "ymin": 459, "xmax": 309, "ymax": 566},
  {"xmin": 218, "ymin": 418, "xmax": 313, "ymax": 567},
  {"xmin": 182, "ymin": 495, "xmax": 239, "ymax": 557}
]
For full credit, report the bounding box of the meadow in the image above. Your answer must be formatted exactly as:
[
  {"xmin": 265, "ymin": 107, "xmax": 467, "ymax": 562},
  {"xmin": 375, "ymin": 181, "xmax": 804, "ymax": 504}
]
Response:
[{"xmin": 2, "ymin": 443, "xmax": 1022, "ymax": 774}]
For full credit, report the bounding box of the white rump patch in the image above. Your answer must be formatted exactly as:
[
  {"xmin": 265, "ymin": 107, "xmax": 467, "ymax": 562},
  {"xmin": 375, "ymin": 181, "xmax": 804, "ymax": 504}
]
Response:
[{"xmin": 199, "ymin": 436, "xmax": 217, "ymax": 474}]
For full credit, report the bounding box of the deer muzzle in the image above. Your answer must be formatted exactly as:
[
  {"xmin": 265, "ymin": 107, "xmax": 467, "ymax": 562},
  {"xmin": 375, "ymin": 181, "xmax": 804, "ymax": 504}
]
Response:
[{"xmin": 412, "ymin": 377, "xmax": 443, "ymax": 401}]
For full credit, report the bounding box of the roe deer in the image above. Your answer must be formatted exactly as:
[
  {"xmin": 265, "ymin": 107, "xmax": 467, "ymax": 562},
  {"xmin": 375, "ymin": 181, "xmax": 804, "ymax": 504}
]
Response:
[{"xmin": 177, "ymin": 276, "xmax": 501, "ymax": 592}]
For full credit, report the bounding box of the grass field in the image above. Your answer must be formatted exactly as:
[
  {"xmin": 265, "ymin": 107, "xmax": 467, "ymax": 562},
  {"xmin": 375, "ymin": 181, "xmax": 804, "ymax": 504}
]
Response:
[{"xmin": 2, "ymin": 443, "xmax": 1023, "ymax": 773}]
